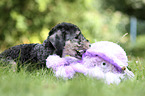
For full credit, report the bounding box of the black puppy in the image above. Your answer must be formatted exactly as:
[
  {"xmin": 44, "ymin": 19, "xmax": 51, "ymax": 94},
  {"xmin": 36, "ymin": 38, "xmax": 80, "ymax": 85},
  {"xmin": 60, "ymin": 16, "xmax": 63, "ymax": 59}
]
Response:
[{"xmin": 0, "ymin": 22, "xmax": 90, "ymax": 69}]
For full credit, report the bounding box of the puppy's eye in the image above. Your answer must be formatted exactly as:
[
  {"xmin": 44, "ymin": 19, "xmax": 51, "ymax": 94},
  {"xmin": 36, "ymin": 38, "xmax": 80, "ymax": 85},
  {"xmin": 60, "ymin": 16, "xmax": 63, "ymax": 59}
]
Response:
[
  {"xmin": 75, "ymin": 36, "xmax": 78, "ymax": 39},
  {"xmin": 75, "ymin": 34, "xmax": 80, "ymax": 39}
]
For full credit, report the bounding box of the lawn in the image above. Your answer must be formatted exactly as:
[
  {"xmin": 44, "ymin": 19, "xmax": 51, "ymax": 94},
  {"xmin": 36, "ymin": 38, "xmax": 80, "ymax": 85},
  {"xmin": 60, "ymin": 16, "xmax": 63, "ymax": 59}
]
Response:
[{"xmin": 0, "ymin": 56, "xmax": 145, "ymax": 96}]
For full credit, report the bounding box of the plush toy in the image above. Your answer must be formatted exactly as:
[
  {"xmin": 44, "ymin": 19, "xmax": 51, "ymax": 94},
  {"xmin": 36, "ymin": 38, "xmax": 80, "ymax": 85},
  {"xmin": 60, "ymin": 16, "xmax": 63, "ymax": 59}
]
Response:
[{"xmin": 46, "ymin": 41, "xmax": 134, "ymax": 84}]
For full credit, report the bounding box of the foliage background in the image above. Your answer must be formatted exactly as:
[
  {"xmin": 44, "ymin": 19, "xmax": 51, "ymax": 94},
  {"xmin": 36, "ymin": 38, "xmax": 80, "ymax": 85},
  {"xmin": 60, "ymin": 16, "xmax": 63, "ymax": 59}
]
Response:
[
  {"xmin": 1, "ymin": 0, "xmax": 145, "ymax": 57},
  {"xmin": 0, "ymin": 1, "xmax": 131, "ymax": 49}
]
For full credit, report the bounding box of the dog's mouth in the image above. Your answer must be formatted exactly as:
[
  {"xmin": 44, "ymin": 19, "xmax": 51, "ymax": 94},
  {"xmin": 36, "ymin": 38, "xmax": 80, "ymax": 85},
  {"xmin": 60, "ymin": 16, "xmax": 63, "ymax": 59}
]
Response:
[
  {"xmin": 62, "ymin": 40, "xmax": 90, "ymax": 59},
  {"xmin": 76, "ymin": 40, "xmax": 90, "ymax": 59},
  {"xmin": 75, "ymin": 49, "xmax": 87, "ymax": 59}
]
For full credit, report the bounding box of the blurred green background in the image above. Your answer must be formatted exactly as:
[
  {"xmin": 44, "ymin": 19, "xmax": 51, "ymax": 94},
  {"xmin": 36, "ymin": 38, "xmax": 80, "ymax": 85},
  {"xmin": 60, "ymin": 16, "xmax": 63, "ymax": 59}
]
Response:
[{"xmin": 0, "ymin": 0, "xmax": 145, "ymax": 57}]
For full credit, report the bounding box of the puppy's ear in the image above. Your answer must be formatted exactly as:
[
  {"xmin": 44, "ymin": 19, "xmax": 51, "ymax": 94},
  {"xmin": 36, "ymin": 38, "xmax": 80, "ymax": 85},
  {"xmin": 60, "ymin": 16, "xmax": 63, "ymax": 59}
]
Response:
[{"xmin": 48, "ymin": 31, "xmax": 65, "ymax": 56}]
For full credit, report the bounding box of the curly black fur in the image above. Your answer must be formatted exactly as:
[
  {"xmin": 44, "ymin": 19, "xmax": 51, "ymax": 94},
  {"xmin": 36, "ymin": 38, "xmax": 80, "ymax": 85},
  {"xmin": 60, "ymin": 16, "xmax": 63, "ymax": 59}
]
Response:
[{"xmin": 0, "ymin": 22, "xmax": 90, "ymax": 69}]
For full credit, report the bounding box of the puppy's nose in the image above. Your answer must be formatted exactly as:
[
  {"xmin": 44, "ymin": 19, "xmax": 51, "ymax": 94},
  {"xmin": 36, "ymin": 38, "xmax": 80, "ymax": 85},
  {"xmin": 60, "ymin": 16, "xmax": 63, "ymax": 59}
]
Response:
[
  {"xmin": 78, "ymin": 49, "xmax": 87, "ymax": 56},
  {"xmin": 83, "ymin": 49, "xmax": 87, "ymax": 53}
]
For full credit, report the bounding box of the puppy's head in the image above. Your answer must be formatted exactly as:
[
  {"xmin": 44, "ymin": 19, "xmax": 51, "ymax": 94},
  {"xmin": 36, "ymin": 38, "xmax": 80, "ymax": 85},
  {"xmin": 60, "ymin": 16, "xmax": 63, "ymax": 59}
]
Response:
[{"xmin": 44, "ymin": 22, "xmax": 90, "ymax": 58}]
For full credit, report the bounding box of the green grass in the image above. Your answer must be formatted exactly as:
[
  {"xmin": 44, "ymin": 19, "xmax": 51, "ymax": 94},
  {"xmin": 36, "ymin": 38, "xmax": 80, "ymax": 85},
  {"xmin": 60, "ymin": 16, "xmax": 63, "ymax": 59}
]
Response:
[{"xmin": 0, "ymin": 57, "xmax": 145, "ymax": 96}]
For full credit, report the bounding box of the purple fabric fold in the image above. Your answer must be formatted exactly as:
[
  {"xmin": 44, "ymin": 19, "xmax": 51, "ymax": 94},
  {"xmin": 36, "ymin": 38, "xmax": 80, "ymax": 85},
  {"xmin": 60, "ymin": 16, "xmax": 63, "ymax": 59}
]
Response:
[{"xmin": 82, "ymin": 51, "xmax": 123, "ymax": 73}]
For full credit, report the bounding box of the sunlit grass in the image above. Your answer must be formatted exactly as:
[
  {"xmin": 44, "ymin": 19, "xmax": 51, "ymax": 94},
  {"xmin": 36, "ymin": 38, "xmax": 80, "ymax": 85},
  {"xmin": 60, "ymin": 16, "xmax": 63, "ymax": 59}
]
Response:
[{"xmin": 0, "ymin": 57, "xmax": 145, "ymax": 96}]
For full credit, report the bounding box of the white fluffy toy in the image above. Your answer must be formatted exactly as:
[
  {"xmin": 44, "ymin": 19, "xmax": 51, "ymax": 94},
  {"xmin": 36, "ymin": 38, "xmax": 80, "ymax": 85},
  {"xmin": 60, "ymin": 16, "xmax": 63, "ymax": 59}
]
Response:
[{"xmin": 46, "ymin": 41, "xmax": 134, "ymax": 84}]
